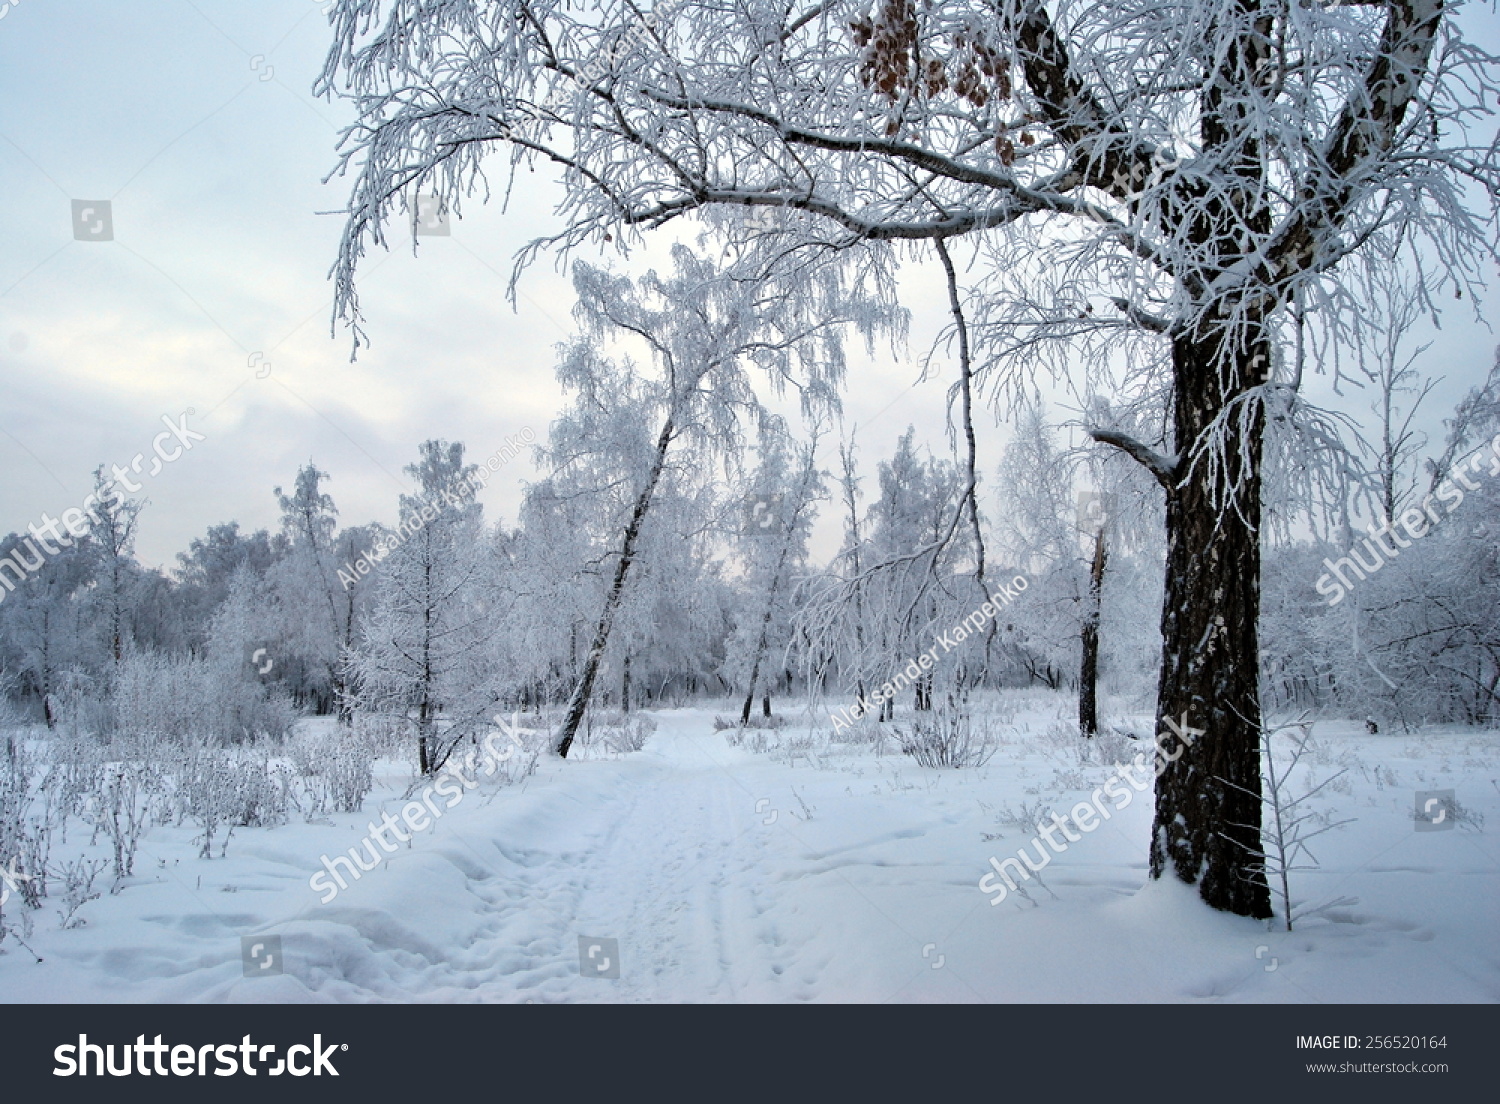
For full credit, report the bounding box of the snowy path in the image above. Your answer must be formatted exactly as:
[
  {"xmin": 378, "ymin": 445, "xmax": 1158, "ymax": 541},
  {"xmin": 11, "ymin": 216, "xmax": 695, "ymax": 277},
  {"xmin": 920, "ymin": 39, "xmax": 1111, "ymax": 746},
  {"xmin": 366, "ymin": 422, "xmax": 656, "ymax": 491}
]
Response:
[
  {"xmin": 2, "ymin": 709, "xmax": 1496, "ymax": 1003},
  {"xmin": 292, "ymin": 711, "xmax": 991, "ymax": 1003}
]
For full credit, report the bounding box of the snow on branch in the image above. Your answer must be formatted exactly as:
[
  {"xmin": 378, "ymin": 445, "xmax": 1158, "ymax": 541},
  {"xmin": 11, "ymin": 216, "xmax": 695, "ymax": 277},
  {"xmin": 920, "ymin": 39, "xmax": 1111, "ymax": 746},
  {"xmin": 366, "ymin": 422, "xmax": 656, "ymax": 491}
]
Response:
[{"xmin": 1087, "ymin": 428, "xmax": 1177, "ymax": 490}]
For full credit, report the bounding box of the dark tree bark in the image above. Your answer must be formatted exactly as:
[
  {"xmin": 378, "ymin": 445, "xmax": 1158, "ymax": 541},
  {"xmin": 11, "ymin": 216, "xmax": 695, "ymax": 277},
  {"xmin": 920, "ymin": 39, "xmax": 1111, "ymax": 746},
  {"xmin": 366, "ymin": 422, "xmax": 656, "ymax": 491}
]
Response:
[
  {"xmin": 1148, "ymin": 326, "xmax": 1272, "ymax": 919},
  {"xmin": 415, "ymin": 539, "xmax": 437, "ymax": 775},
  {"xmin": 1126, "ymin": 2, "xmax": 1276, "ymax": 918},
  {"xmin": 1078, "ymin": 525, "xmax": 1107, "ymax": 737}
]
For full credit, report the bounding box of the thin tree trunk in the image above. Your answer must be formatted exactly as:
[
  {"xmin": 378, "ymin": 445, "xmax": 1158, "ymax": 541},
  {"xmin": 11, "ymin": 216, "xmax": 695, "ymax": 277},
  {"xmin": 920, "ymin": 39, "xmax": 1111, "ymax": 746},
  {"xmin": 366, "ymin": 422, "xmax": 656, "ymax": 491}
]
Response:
[
  {"xmin": 556, "ymin": 413, "xmax": 676, "ymax": 757},
  {"xmin": 1078, "ymin": 526, "xmax": 1107, "ymax": 737},
  {"xmin": 41, "ymin": 609, "xmax": 55, "ymax": 730},
  {"xmin": 339, "ymin": 595, "xmax": 356, "ymax": 725},
  {"xmin": 935, "ymin": 239, "xmax": 996, "ymax": 681},
  {"xmin": 739, "ymin": 447, "xmax": 815, "ymax": 725},
  {"xmin": 417, "ymin": 537, "xmax": 435, "ymax": 775}
]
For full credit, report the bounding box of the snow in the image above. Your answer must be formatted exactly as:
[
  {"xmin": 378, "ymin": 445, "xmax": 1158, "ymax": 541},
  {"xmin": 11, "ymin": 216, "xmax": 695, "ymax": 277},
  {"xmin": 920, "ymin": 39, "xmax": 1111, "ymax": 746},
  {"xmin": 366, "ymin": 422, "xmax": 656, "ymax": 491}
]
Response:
[{"xmin": 1, "ymin": 705, "xmax": 1495, "ymax": 1003}]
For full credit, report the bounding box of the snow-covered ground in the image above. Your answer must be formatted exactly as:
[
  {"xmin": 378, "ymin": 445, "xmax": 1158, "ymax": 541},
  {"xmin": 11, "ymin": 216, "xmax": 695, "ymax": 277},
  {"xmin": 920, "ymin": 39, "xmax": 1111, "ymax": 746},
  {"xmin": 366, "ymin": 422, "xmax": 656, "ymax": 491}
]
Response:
[{"xmin": 1, "ymin": 702, "xmax": 1495, "ymax": 1003}]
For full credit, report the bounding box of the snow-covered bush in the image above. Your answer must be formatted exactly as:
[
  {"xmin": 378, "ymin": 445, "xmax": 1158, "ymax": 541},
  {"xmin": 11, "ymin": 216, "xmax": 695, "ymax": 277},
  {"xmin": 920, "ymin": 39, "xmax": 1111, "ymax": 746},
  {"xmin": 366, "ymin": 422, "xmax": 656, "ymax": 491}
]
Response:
[
  {"xmin": 84, "ymin": 751, "xmax": 163, "ymax": 880},
  {"xmin": 713, "ymin": 713, "xmax": 788, "ymax": 732},
  {"xmin": 112, "ymin": 651, "xmax": 295, "ymax": 745},
  {"xmin": 990, "ymin": 799, "xmax": 1059, "ymax": 840},
  {"xmin": 52, "ymin": 856, "xmax": 106, "ymax": 929},
  {"xmin": 0, "ymin": 733, "xmax": 46, "ymax": 910},
  {"xmin": 52, "ymin": 668, "xmax": 110, "ymax": 741},
  {"xmin": 597, "ymin": 712, "xmax": 656, "ymax": 754},
  {"xmin": 827, "ymin": 716, "xmax": 878, "ymax": 746},
  {"xmin": 228, "ymin": 752, "xmax": 291, "ymax": 829},
  {"xmin": 1222, "ymin": 722, "xmax": 1356, "ymax": 931},
  {"xmin": 352, "ymin": 710, "xmax": 412, "ymax": 759},
  {"xmin": 1039, "ymin": 720, "xmax": 1138, "ymax": 768},
  {"xmin": 174, "ymin": 745, "xmax": 234, "ymax": 859},
  {"xmin": 289, "ymin": 726, "xmax": 374, "ymax": 816},
  {"xmin": 892, "ymin": 709, "xmax": 995, "ymax": 769},
  {"xmin": 174, "ymin": 743, "xmax": 288, "ymax": 858},
  {"xmin": 722, "ymin": 725, "xmax": 770, "ymax": 754}
]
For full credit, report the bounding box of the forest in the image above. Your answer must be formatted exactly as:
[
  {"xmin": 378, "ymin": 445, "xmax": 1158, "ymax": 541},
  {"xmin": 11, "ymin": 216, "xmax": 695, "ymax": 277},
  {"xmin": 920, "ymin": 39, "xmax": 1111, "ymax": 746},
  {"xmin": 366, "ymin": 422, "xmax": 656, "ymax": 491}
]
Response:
[{"xmin": 0, "ymin": 0, "xmax": 1496, "ymax": 1002}]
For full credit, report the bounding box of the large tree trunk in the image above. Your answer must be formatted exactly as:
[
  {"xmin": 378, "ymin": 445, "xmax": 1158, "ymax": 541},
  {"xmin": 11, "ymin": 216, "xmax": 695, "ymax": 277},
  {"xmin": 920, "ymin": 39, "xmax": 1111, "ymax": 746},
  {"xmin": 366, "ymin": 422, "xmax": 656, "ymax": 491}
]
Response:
[
  {"xmin": 555, "ymin": 414, "xmax": 676, "ymax": 757},
  {"xmin": 1078, "ymin": 526, "xmax": 1107, "ymax": 737},
  {"xmin": 1146, "ymin": 4, "xmax": 1277, "ymax": 917},
  {"xmin": 1150, "ymin": 327, "xmax": 1272, "ymax": 919}
]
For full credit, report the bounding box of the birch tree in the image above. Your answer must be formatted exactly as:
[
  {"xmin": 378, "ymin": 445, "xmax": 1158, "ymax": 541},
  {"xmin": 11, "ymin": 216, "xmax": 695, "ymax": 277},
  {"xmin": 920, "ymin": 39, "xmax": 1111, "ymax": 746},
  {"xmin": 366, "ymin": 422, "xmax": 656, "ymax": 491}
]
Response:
[
  {"xmin": 726, "ymin": 421, "xmax": 824, "ymax": 724},
  {"xmin": 545, "ymin": 245, "xmax": 885, "ymax": 756}
]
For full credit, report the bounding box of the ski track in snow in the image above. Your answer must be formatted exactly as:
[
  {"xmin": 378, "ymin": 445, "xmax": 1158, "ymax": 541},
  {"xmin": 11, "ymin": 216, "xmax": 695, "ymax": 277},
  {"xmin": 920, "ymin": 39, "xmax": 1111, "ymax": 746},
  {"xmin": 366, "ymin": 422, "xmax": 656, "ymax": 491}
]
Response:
[{"xmin": 1, "ymin": 709, "xmax": 1496, "ymax": 1003}]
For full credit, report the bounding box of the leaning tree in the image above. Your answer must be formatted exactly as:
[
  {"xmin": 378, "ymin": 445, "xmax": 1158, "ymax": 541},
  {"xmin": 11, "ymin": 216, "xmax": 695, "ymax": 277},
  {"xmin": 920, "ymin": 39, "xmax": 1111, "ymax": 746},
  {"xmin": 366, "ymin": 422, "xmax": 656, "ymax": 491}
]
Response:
[
  {"xmin": 317, "ymin": 0, "xmax": 1498, "ymax": 917},
  {"xmin": 537, "ymin": 245, "xmax": 891, "ymax": 756}
]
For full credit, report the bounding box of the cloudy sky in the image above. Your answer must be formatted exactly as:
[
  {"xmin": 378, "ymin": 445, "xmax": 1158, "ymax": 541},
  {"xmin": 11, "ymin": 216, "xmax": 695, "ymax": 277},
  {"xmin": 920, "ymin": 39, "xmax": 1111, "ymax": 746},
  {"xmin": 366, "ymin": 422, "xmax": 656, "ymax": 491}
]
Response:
[{"xmin": 1, "ymin": 0, "xmax": 1496, "ymax": 570}]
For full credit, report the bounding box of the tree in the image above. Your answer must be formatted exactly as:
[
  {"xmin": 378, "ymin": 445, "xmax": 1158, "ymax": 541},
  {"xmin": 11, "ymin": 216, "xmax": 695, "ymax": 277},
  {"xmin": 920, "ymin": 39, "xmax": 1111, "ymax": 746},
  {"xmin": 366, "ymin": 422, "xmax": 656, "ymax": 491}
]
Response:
[
  {"xmin": 545, "ymin": 245, "xmax": 884, "ymax": 756},
  {"xmin": 85, "ymin": 467, "xmax": 144, "ymax": 682},
  {"xmin": 1358, "ymin": 271, "xmax": 1440, "ymax": 526},
  {"xmin": 0, "ymin": 534, "xmax": 91, "ymax": 726},
  {"xmin": 273, "ymin": 465, "xmax": 363, "ymax": 716},
  {"xmin": 994, "ymin": 405, "xmax": 1081, "ymax": 691},
  {"xmin": 726, "ymin": 421, "xmax": 824, "ymax": 724},
  {"xmin": 175, "ymin": 522, "xmax": 285, "ymax": 654},
  {"xmin": 802, "ymin": 422, "xmax": 982, "ymax": 723},
  {"xmin": 348, "ymin": 441, "xmax": 495, "ymax": 774},
  {"xmin": 1322, "ymin": 354, "xmax": 1500, "ymax": 726},
  {"xmin": 319, "ymin": 0, "xmax": 1499, "ymax": 916}
]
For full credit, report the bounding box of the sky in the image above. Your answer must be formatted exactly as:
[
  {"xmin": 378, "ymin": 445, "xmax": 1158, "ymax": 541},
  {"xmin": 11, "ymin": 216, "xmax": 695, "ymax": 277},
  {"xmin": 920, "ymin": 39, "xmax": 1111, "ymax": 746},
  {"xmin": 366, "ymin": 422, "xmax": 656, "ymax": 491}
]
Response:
[{"xmin": 1, "ymin": 0, "xmax": 1497, "ymax": 571}]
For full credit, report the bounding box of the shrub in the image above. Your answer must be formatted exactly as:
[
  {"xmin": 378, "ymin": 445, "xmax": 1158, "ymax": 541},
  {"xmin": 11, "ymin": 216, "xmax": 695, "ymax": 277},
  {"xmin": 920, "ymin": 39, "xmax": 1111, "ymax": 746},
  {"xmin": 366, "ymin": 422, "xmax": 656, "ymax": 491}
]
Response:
[
  {"xmin": 290, "ymin": 727, "xmax": 375, "ymax": 816},
  {"xmin": 892, "ymin": 709, "xmax": 995, "ymax": 769},
  {"xmin": 112, "ymin": 652, "xmax": 296, "ymax": 745}
]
